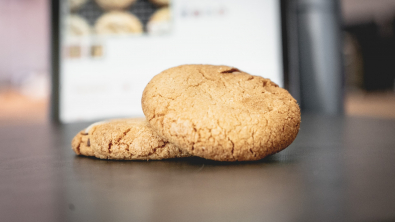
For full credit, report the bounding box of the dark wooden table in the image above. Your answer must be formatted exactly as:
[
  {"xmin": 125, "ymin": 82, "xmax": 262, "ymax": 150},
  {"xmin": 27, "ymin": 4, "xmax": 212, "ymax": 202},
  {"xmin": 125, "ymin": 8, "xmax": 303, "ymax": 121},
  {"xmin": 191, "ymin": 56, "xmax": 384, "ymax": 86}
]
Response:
[{"xmin": 1, "ymin": 114, "xmax": 395, "ymax": 222}]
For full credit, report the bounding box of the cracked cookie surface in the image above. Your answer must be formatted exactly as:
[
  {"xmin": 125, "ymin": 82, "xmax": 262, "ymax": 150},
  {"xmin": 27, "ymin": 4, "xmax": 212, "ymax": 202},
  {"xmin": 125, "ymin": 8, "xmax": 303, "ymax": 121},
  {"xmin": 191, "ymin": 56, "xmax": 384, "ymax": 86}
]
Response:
[
  {"xmin": 71, "ymin": 118, "xmax": 190, "ymax": 160},
  {"xmin": 142, "ymin": 64, "xmax": 301, "ymax": 161}
]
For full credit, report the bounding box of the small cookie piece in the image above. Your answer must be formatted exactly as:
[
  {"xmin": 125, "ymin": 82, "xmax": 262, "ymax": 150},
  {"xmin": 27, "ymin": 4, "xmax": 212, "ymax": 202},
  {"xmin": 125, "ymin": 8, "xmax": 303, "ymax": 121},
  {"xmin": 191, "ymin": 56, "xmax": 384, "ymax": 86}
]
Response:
[
  {"xmin": 66, "ymin": 15, "xmax": 91, "ymax": 36},
  {"xmin": 71, "ymin": 118, "xmax": 191, "ymax": 160},
  {"xmin": 149, "ymin": 0, "xmax": 169, "ymax": 7},
  {"xmin": 69, "ymin": 0, "xmax": 88, "ymax": 11},
  {"xmin": 142, "ymin": 65, "xmax": 301, "ymax": 161},
  {"xmin": 147, "ymin": 7, "xmax": 171, "ymax": 35},
  {"xmin": 94, "ymin": 11, "xmax": 143, "ymax": 35},
  {"xmin": 95, "ymin": 0, "xmax": 137, "ymax": 10}
]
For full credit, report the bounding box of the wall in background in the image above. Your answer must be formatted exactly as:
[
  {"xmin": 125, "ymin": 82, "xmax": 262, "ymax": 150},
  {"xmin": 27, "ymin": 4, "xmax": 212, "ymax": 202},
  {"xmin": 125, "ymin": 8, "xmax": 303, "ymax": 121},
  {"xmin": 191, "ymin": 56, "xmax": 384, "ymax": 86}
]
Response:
[{"xmin": 0, "ymin": 0, "xmax": 49, "ymax": 86}]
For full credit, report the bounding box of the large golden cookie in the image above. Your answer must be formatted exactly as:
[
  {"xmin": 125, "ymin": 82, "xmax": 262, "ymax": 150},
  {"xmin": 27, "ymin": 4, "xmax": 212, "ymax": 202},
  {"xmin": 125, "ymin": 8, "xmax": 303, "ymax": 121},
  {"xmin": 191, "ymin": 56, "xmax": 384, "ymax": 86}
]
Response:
[
  {"xmin": 71, "ymin": 118, "xmax": 190, "ymax": 160},
  {"xmin": 142, "ymin": 65, "xmax": 301, "ymax": 161}
]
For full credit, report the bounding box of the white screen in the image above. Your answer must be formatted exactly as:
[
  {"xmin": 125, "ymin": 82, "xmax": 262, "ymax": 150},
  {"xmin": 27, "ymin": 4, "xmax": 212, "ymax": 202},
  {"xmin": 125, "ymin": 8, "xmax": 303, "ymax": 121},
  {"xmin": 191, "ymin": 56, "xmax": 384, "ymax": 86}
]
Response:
[{"xmin": 60, "ymin": 0, "xmax": 283, "ymax": 123}]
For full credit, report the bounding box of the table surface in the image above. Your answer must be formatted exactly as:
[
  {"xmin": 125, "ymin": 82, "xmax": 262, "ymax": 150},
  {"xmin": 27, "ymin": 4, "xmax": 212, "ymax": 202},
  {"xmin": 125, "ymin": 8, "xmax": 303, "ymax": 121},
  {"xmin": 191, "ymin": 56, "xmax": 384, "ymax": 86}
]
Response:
[{"xmin": 1, "ymin": 114, "xmax": 395, "ymax": 222}]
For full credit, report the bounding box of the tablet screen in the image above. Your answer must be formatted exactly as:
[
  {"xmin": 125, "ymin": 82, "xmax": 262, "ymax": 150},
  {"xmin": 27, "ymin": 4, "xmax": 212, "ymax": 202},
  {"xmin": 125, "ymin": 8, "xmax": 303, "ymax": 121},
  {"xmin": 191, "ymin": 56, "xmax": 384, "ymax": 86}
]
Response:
[{"xmin": 59, "ymin": 0, "xmax": 283, "ymax": 123}]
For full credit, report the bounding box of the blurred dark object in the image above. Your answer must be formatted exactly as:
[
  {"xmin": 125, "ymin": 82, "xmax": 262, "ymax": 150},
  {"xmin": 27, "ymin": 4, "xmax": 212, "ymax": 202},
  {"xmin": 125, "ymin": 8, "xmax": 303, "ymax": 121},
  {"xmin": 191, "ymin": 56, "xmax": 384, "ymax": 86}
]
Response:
[
  {"xmin": 286, "ymin": 0, "xmax": 344, "ymax": 115},
  {"xmin": 343, "ymin": 33, "xmax": 364, "ymax": 90},
  {"xmin": 344, "ymin": 21, "xmax": 395, "ymax": 91},
  {"xmin": 341, "ymin": 0, "xmax": 395, "ymax": 92}
]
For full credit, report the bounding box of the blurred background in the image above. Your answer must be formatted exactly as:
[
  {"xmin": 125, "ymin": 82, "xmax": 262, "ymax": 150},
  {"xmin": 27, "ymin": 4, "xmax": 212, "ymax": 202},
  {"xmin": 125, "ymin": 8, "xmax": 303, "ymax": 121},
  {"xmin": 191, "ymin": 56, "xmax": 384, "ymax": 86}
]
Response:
[{"xmin": 0, "ymin": 0, "xmax": 395, "ymax": 125}]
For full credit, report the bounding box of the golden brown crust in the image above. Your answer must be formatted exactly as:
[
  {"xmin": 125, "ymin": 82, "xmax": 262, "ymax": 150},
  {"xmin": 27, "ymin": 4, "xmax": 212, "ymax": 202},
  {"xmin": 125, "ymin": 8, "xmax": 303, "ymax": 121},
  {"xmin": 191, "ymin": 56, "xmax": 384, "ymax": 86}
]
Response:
[
  {"xmin": 142, "ymin": 64, "xmax": 301, "ymax": 161},
  {"xmin": 71, "ymin": 118, "xmax": 190, "ymax": 160},
  {"xmin": 71, "ymin": 130, "xmax": 94, "ymax": 157}
]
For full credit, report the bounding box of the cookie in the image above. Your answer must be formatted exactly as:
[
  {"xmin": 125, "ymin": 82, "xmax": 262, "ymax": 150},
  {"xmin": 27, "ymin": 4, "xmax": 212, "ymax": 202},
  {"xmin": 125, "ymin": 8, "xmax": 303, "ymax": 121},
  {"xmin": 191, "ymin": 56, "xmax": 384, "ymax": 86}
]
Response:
[
  {"xmin": 71, "ymin": 118, "xmax": 191, "ymax": 160},
  {"xmin": 149, "ymin": 0, "xmax": 169, "ymax": 7},
  {"xmin": 67, "ymin": 14, "xmax": 91, "ymax": 36},
  {"xmin": 142, "ymin": 65, "xmax": 301, "ymax": 161},
  {"xmin": 147, "ymin": 7, "xmax": 171, "ymax": 35},
  {"xmin": 95, "ymin": 0, "xmax": 137, "ymax": 10},
  {"xmin": 94, "ymin": 11, "xmax": 143, "ymax": 35},
  {"xmin": 69, "ymin": 0, "xmax": 88, "ymax": 11}
]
